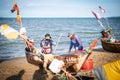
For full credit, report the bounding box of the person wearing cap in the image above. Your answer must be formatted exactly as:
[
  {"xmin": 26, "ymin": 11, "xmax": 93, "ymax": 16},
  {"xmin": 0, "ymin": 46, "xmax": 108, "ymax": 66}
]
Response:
[
  {"xmin": 40, "ymin": 33, "xmax": 56, "ymax": 54},
  {"xmin": 25, "ymin": 39, "xmax": 35, "ymax": 53},
  {"xmin": 25, "ymin": 39, "xmax": 43, "ymax": 63},
  {"xmin": 68, "ymin": 33, "xmax": 83, "ymax": 53}
]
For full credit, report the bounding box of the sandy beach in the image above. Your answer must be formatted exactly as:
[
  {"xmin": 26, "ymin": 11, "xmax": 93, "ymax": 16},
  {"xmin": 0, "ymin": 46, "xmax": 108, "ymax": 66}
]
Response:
[{"xmin": 0, "ymin": 48, "xmax": 120, "ymax": 80}]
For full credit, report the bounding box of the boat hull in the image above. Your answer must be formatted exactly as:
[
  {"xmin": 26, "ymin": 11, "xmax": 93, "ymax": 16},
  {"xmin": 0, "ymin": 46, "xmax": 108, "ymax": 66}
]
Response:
[
  {"xmin": 25, "ymin": 52, "xmax": 91, "ymax": 72},
  {"xmin": 101, "ymin": 38, "xmax": 120, "ymax": 53}
]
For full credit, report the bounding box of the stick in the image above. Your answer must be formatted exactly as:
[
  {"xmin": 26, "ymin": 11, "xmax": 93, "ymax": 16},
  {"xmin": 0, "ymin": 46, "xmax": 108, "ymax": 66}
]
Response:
[
  {"xmin": 104, "ymin": 17, "xmax": 111, "ymax": 28},
  {"xmin": 20, "ymin": 20, "xmax": 23, "ymax": 28},
  {"xmin": 54, "ymin": 33, "xmax": 63, "ymax": 53},
  {"xmin": 97, "ymin": 20, "xmax": 105, "ymax": 30}
]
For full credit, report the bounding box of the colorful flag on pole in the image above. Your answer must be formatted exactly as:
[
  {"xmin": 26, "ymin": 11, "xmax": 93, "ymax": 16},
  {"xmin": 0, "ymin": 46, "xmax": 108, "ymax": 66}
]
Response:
[
  {"xmin": 11, "ymin": 1, "xmax": 23, "ymax": 27},
  {"xmin": 11, "ymin": 4, "xmax": 19, "ymax": 13},
  {"xmin": 91, "ymin": 11, "xmax": 101, "ymax": 20},
  {"xmin": 99, "ymin": 6, "xmax": 105, "ymax": 14},
  {"xmin": 17, "ymin": 14, "xmax": 22, "ymax": 24},
  {"xmin": 0, "ymin": 24, "xmax": 19, "ymax": 40}
]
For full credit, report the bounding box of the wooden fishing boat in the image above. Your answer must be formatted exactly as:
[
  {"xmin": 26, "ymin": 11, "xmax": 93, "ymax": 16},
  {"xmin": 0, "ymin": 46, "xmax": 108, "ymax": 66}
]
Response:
[
  {"xmin": 101, "ymin": 38, "xmax": 120, "ymax": 53},
  {"xmin": 25, "ymin": 39, "xmax": 98, "ymax": 74},
  {"xmin": 25, "ymin": 51, "xmax": 91, "ymax": 73}
]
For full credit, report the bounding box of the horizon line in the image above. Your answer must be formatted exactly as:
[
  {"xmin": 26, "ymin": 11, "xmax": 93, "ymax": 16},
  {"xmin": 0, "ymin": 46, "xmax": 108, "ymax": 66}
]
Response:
[{"xmin": 0, "ymin": 16, "xmax": 120, "ymax": 19}]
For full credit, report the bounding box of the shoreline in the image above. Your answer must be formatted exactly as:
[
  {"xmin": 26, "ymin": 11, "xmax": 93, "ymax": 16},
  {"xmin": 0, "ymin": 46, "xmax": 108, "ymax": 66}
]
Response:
[
  {"xmin": 0, "ymin": 49, "xmax": 120, "ymax": 80},
  {"xmin": 0, "ymin": 48, "xmax": 119, "ymax": 62}
]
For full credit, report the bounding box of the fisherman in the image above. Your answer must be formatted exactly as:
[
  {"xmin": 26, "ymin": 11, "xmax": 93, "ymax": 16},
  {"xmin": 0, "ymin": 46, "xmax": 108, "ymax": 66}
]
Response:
[
  {"xmin": 25, "ymin": 39, "xmax": 35, "ymax": 53},
  {"xmin": 40, "ymin": 33, "xmax": 56, "ymax": 54},
  {"xmin": 68, "ymin": 33, "xmax": 83, "ymax": 53},
  {"xmin": 25, "ymin": 39, "xmax": 43, "ymax": 63}
]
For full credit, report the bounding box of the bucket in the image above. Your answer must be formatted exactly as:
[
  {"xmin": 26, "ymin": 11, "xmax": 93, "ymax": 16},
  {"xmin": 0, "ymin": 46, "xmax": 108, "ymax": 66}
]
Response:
[{"xmin": 82, "ymin": 59, "xmax": 93, "ymax": 70}]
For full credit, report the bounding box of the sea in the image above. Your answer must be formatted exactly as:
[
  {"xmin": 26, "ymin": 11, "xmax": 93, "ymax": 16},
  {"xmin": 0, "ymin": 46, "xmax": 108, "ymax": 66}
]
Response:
[{"xmin": 0, "ymin": 18, "xmax": 120, "ymax": 60}]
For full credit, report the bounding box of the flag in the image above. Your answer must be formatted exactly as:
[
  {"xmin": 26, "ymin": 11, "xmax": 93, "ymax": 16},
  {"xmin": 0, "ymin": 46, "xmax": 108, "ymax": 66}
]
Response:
[
  {"xmin": 11, "ymin": 4, "xmax": 19, "ymax": 13},
  {"xmin": 0, "ymin": 24, "xmax": 19, "ymax": 40},
  {"xmin": 17, "ymin": 14, "xmax": 22, "ymax": 24},
  {"xmin": 91, "ymin": 11, "xmax": 101, "ymax": 20},
  {"xmin": 99, "ymin": 6, "xmax": 105, "ymax": 14},
  {"xmin": 90, "ymin": 39, "xmax": 98, "ymax": 50}
]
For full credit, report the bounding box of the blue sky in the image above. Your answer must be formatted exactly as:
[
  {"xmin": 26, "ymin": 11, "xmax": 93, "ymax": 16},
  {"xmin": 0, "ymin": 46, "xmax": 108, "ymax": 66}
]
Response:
[{"xmin": 0, "ymin": 0, "xmax": 120, "ymax": 18}]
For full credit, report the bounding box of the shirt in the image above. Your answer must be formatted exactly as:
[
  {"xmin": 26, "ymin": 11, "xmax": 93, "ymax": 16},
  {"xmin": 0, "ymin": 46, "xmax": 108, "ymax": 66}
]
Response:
[
  {"xmin": 69, "ymin": 35, "xmax": 82, "ymax": 50},
  {"xmin": 40, "ymin": 38, "xmax": 56, "ymax": 51}
]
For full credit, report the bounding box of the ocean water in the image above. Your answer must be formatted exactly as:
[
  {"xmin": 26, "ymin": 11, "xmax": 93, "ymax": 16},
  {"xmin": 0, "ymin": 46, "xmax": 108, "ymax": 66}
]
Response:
[{"xmin": 0, "ymin": 18, "xmax": 120, "ymax": 60}]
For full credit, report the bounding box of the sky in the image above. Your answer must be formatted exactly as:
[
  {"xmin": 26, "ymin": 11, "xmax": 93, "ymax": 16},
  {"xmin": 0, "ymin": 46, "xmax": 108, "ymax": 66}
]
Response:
[{"xmin": 0, "ymin": 0, "xmax": 120, "ymax": 18}]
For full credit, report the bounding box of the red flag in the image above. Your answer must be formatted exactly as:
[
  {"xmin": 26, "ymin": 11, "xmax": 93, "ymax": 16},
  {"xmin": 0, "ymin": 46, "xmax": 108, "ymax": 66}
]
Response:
[
  {"xmin": 91, "ymin": 11, "xmax": 101, "ymax": 20},
  {"xmin": 11, "ymin": 4, "xmax": 19, "ymax": 13},
  {"xmin": 99, "ymin": 6, "xmax": 105, "ymax": 14}
]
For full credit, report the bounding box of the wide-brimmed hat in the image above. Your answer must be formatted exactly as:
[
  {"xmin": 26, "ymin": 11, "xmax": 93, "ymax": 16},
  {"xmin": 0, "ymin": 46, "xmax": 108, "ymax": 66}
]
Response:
[{"xmin": 45, "ymin": 33, "xmax": 51, "ymax": 38}]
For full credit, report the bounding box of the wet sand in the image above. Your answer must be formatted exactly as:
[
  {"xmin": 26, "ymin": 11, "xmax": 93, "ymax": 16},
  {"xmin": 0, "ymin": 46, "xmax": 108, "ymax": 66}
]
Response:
[{"xmin": 0, "ymin": 48, "xmax": 120, "ymax": 80}]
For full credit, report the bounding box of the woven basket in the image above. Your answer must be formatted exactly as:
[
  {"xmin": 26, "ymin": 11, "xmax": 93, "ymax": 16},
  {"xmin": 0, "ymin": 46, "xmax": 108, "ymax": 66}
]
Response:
[{"xmin": 101, "ymin": 38, "xmax": 120, "ymax": 53}]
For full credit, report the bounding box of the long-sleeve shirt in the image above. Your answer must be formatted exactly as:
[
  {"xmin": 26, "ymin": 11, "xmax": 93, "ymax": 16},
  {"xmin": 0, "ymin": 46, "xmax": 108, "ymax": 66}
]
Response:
[
  {"xmin": 40, "ymin": 38, "xmax": 56, "ymax": 51},
  {"xmin": 69, "ymin": 35, "xmax": 83, "ymax": 50}
]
